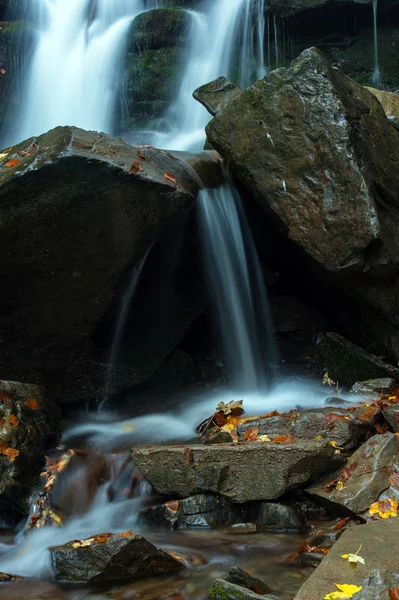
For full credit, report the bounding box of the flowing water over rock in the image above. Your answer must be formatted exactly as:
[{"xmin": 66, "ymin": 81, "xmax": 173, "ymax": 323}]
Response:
[{"xmin": 372, "ymin": 0, "xmax": 381, "ymax": 84}]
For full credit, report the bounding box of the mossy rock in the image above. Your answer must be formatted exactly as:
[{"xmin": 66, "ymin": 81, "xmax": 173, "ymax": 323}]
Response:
[
  {"xmin": 162, "ymin": 0, "xmax": 203, "ymax": 7},
  {"xmin": 129, "ymin": 8, "xmax": 190, "ymax": 51}
]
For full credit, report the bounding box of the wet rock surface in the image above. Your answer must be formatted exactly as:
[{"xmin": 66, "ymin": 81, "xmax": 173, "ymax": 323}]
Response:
[
  {"xmin": 382, "ymin": 405, "xmax": 399, "ymax": 432},
  {"xmin": 0, "ymin": 126, "xmax": 222, "ymax": 403},
  {"xmin": 51, "ymin": 532, "xmax": 184, "ymax": 584},
  {"xmin": 205, "ymin": 48, "xmax": 399, "ymax": 359},
  {"xmin": 193, "ymin": 77, "xmax": 242, "ymax": 117},
  {"xmin": 293, "ymin": 517, "xmax": 399, "ymax": 600},
  {"xmin": 0, "ymin": 379, "xmax": 60, "ymax": 524},
  {"xmin": 132, "ymin": 442, "xmax": 334, "ymax": 503},
  {"xmin": 247, "ymin": 502, "xmax": 305, "ymax": 530},
  {"xmin": 226, "ymin": 566, "xmax": 273, "ymax": 595},
  {"xmin": 307, "ymin": 432, "xmax": 399, "ymax": 516},
  {"xmin": 0, "ymin": 581, "xmax": 68, "ymax": 600},
  {"xmin": 208, "ymin": 579, "xmax": 280, "ymax": 600}
]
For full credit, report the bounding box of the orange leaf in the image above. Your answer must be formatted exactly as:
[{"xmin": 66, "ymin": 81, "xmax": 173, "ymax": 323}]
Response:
[
  {"xmin": 332, "ymin": 517, "xmax": 351, "ymax": 531},
  {"xmin": 164, "ymin": 172, "xmax": 177, "ymax": 185},
  {"xmin": 375, "ymin": 422, "xmax": 389, "ymax": 434},
  {"xmin": 273, "ymin": 435, "xmax": 293, "ymax": 444},
  {"xmin": 389, "ymin": 589, "xmax": 399, "ymax": 600},
  {"xmin": 244, "ymin": 426, "xmax": 259, "ymax": 442},
  {"xmin": 0, "ymin": 444, "xmax": 19, "ymax": 462},
  {"xmin": 4, "ymin": 158, "xmax": 19, "ymax": 168},
  {"xmin": 129, "ymin": 161, "xmax": 143, "ymax": 173},
  {"xmin": 9, "ymin": 414, "xmax": 18, "ymax": 427},
  {"xmin": 214, "ymin": 410, "xmax": 228, "ymax": 427},
  {"xmin": 93, "ymin": 533, "xmax": 111, "ymax": 543},
  {"xmin": 119, "ymin": 530, "xmax": 133, "ymax": 537},
  {"xmin": 359, "ymin": 406, "xmax": 377, "ymax": 421},
  {"xmin": 260, "ymin": 410, "xmax": 279, "ymax": 419},
  {"xmin": 389, "ymin": 471, "xmax": 399, "ymax": 490},
  {"xmin": 165, "ymin": 500, "xmax": 180, "ymax": 513},
  {"xmin": 26, "ymin": 398, "xmax": 39, "ymax": 410},
  {"xmin": 325, "ymin": 412, "xmax": 347, "ymax": 425},
  {"xmin": 0, "ymin": 419, "xmax": 5, "ymax": 425},
  {"xmin": 137, "ymin": 151, "xmax": 146, "ymax": 160}
]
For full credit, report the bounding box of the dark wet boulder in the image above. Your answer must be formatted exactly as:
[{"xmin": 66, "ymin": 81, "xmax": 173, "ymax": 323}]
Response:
[
  {"xmin": 132, "ymin": 441, "xmax": 334, "ymax": 503},
  {"xmin": 193, "ymin": 77, "xmax": 242, "ymax": 117},
  {"xmin": 307, "ymin": 432, "xmax": 399, "ymax": 516},
  {"xmin": 382, "ymin": 405, "xmax": 399, "ymax": 432},
  {"xmin": 129, "ymin": 8, "xmax": 190, "ymax": 51},
  {"xmin": 293, "ymin": 517, "xmax": 399, "ymax": 600},
  {"xmin": 0, "ymin": 126, "xmax": 221, "ymax": 403},
  {"xmin": 51, "ymin": 532, "xmax": 184, "ymax": 584},
  {"xmin": 143, "ymin": 494, "xmax": 245, "ymax": 528},
  {"xmin": 320, "ymin": 333, "xmax": 399, "ymax": 386},
  {"xmin": 208, "ymin": 579, "xmax": 280, "ymax": 600},
  {"xmin": 0, "ymin": 379, "xmax": 60, "ymax": 525},
  {"xmin": 246, "ymin": 501, "xmax": 305, "ymax": 530},
  {"xmin": 226, "ymin": 567, "xmax": 273, "ymax": 595},
  {"xmin": 205, "ymin": 48, "xmax": 399, "ymax": 360}
]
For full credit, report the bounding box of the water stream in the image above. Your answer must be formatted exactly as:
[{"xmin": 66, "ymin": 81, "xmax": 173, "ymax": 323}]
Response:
[{"xmin": 372, "ymin": 0, "xmax": 381, "ymax": 84}]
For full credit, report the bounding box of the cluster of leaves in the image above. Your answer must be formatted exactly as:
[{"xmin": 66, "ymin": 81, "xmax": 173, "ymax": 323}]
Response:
[
  {"xmin": 324, "ymin": 583, "xmax": 362, "ymax": 599},
  {"xmin": 369, "ymin": 499, "xmax": 398, "ymax": 519},
  {"xmin": 128, "ymin": 148, "xmax": 180, "ymax": 188},
  {"xmin": 72, "ymin": 531, "xmax": 132, "ymax": 548},
  {"xmin": 324, "ymin": 464, "xmax": 357, "ymax": 493},
  {"xmin": 0, "ymin": 443, "xmax": 19, "ymax": 462}
]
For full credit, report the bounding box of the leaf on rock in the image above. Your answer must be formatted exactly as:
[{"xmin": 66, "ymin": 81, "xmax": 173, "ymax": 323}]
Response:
[
  {"xmin": 336, "ymin": 481, "xmax": 345, "ymax": 491},
  {"xmin": 389, "ymin": 471, "xmax": 399, "ymax": 491},
  {"xmin": 332, "ymin": 517, "xmax": 351, "ymax": 531},
  {"xmin": 119, "ymin": 530, "xmax": 133, "ymax": 537},
  {"xmin": 389, "ymin": 589, "xmax": 399, "ymax": 600},
  {"xmin": 130, "ymin": 161, "xmax": 143, "ymax": 174},
  {"xmin": 26, "ymin": 398, "xmax": 39, "ymax": 410},
  {"xmin": 94, "ymin": 533, "xmax": 112, "ymax": 543},
  {"xmin": 359, "ymin": 406, "xmax": 377, "ymax": 421},
  {"xmin": 244, "ymin": 426, "xmax": 259, "ymax": 442},
  {"xmin": 0, "ymin": 444, "xmax": 19, "ymax": 462},
  {"xmin": 4, "ymin": 157, "xmax": 19, "ymax": 168},
  {"xmin": 324, "ymin": 584, "xmax": 362, "ymax": 599},
  {"xmin": 216, "ymin": 400, "xmax": 244, "ymax": 417},
  {"xmin": 369, "ymin": 499, "xmax": 398, "ymax": 519},
  {"xmin": 375, "ymin": 422, "xmax": 389, "ymax": 434},
  {"xmin": 273, "ymin": 435, "xmax": 293, "ymax": 444},
  {"xmin": 137, "ymin": 151, "xmax": 146, "ymax": 160},
  {"xmin": 165, "ymin": 500, "xmax": 180, "ymax": 514},
  {"xmin": 163, "ymin": 171, "xmax": 178, "ymax": 185},
  {"xmin": 341, "ymin": 545, "xmax": 365, "ymax": 565},
  {"xmin": 72, "ymin": 538, "xmax": 94, "ymax": 548},
  {"xmin": 258, "ymin": 434, "xmax": 271, "ymax": 443},
  {"xmin": 9, "ymin": 414, "xmax": 18, "ymax": 427}
]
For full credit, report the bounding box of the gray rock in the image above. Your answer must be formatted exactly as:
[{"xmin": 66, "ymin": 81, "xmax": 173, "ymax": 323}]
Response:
[
  {"xmin": 351, "ymin": 378, "xmax": 396, "ymax": 395},
  {"xmin": 307, "ymin": 433, "xmax": 399, "ymax": 515},
  {"xmin": 206, "ymin": 48, "xmax": 399, "ymax": 360},
  {"xmin": 225, "ymin": 523, "xmax": 259, "ymax": 534},
  {"xmin": 247, "ymin": 501, "xmax": 305, "ymax": 530},
  {"xmin": 293, "ymin": 518, "xmax": 399, "ymax": 600},
  {"xmin": 51, "ymin": 532, "xmax": 184, "ymax": 584},
  {"xmin": 208, "ymin": 579, "xmax": 280, "ymax": 600},
  {"xmin": 193, "ymin": 77, "xmax": 242, "ymax": 116},
  {"xmin": 132, "ymin": 442, "xmax": 334, "ymax": 503},
  {"xmin": 226, "ymin": 567, "xmax": 273, "ymax": 595},
  {"xmin": 320, "ymin": 333, "xmax": 399, "ymax": 387},
  {"xmin": 0, "ymin": 126, "xmax": 221, "ymax": 403},
  {"xmin": 383, "ymin": 405, "xmax": 399, "ymax": 432}
]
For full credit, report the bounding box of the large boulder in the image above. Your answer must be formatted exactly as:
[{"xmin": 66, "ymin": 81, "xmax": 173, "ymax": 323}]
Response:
[
  {"xmin": 132, "ymin": 441, "xmax": 334, "ymax": 503},
  {"xmin": 0, "ymin": 380, "xmax": 60, "ymax": 524},
  {"xmin": 51, "ymin": 532, "xmax": 184, "ymax": 584},
  {"xmin": 205, "ymin": 48, "xmax": 399, "ymax": 359},
  {"xmin": 0, "ymin": 126, "xmax": 219, "ymax": 403},
  {"xmin": 293, "ymin": 517, "xmax": 399, "ymax": 600}
]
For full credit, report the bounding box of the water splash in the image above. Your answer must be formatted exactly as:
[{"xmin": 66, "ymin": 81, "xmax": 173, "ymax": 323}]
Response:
[
  {"xmin": 10, "ymin": 0, "xmax": 160, "ymax": 144},
  {"xmin": 197, "ymin": 183, "xmax": 276, "ymax": 391},
  {"xmin": 372, "ymin": 0, "xmax": 381, "ymax": 84}
]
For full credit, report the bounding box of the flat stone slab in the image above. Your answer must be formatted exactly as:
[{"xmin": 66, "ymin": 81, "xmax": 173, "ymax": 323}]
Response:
[
  {"xmin": 294, "ymin": 517, "xmax": 399, "ymax": 600},
  {"xmin": 132, "ymin": 442, "xmax": 334, "ymax": 503}
]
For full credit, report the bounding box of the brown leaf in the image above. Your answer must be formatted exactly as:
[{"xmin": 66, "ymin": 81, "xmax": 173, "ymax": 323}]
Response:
[
  {"xmin": 325, "ymin": 413, "xmax": 347, "ymax": 425},
  {"xmin": 137, "ymin": 151, "xmax": 146, "ymax": 160},
  {"xmin": 332, "ymin": 517, "xmax": 351, "ymax": 531},
  {"xmin": 324, "ymin": 478, "xmax": 339, "ymax": 493},
  {"xmin": 26, "ymin": 398, "xmax": 39, "ymax": 410},
  {"xmin": 9, "ymin": 414, "xmax": 18, "ymax": 427},
  {"xmin": 214, "ymin": 410, "xmax": 228, "ymax": 427},
  {"xmin": 341, "ymin": 467, "xmax": 351, "ymax": 481},
  {"xmin": 273, "ymin": 435, "xmax": 293, "ymax": 444},
  {"xmin": 130, "ymin": 161, "xmax": 143, "ymax": 174},
  {"xmin": 375, "ymin": 422, "xmax": 389, "ymax": 434},
  {"xmin": 165, "ymin": 500, "xmax": 180, "ymax": 514},
  {"xmin": 389, "ymin": 589, "xmax": 399, "ymax": 600},
  {"xmin": 119, "ymin": 530, "xmax": 133, "ymax": 537},
  {"xmin": 0, "ymin": 419, "xmax": 5, "ymax": 425},
  {"xmin": 93, "ymin": 533, "xmax": 111, "ymax": 543},
  {"xmin": 359, "ymin": 406, "xmax": 377, "ymax": 421},
  {"xmin": 389, "ymin": 470, "xmax": 399, "ymax": 490},
  {"xmin": 244, "ymin": 426, "xmax": 259, "ymax": 442},
  {"xmin": 0, "ymin": 444, "xmax": 19, "ymax": 462},
  {"xmin": 4, "ymin": 157, "xmax": 19, "ymax": 168},
  {"xmin": 163, "ymin": 171, "xmax": 177, "ymax": 185}
]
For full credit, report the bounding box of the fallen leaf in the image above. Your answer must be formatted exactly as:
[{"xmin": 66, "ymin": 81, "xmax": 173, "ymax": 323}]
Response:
[
  {"xmin": 130, "ymin": 161, "xmax": 143, "ymax": 173},
  {"xmin": 258, "ymin": 434, "xmax": 271, "ymax": 442},
  {"xmin": 333, "ymin": 517, "xmax": 351, "ymax": 531},
  {"xmin": 341, "ymin": 545, "xmax": 365, "ymax": 565},
  {"xmin": 17, "ymin": 150, "xmax": 29, "ymax": 157},
  {"xmin": 164, "ymin": 171, "xmax": 177, "ymax": 185},
  {"xmin": 389, "ymin": 589, "xmax": 399, "ymax": 600},
  {"xmin": 216, "ymin": 400, "xmax": 244, "ymax": 417},
  {"xmin": 119, "ymin": 530, "xmax": 133, "ymax": 537},
  {"xmin": 26, "ymin": 398, "xmax": 39, "ymax": 410},
  {"xmin": 244, "ymin": 426, "xmax": 259, "ymax": 442},
  {"xmin": 93, "ymin": 533, "xmax": 111, "ymax": 543},
  {"xmin": 273, "ymin": 435, "xmax": 293, "ymax": 444},
  {"xmin": 9, "ymin": 414, "xmax": 18, "ymax": 427},
  {"xmin": 137, "ymin": 151, "xmax": 146, "ymax": 159},
  {"xmin": 324, "ymin": 583, "xmax": 362, "ymax": 599},
  {"xmin": 0, "ymin": 444, "xmax": 19, "ymax": 462},
  {"xmin": 336, "ymin": 481, "xmax": 345, "ymax": 491},
  {"xmin": 375, "ymin": 422, "xmax": 389, "ymax": 434},
  {"xmin": 165, "ymin": 500, "xmax": 180, "ymax": 514},
  {"xmin": 326, "ymin": 413, "xmax": 347, "ymax": 425},
  {"xmin": 72, "ymin": 538, "xmax": 93, "ymax": 548},
  {"xmin": 0, "ymin": 152, "xmax": 8, "ymax": 160},
  {"xmin": 389, "ymin": 471, "xmax": 399, "ymax": 490},
  {"xmin": 4, "ymin": 157, "xmax": 19, "ymax": 168},
  {"xmin": 358, "ymin": 406, "xmax": 377, "ymax": 421},
  {"xmin": 369, "ymin": 499, "xmax": 398, "ymax": 519}
]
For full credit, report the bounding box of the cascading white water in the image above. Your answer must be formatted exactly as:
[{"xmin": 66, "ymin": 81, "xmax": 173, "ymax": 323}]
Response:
[
  {"xmin": 13, "ymin": 0, "xmax": 160, "ymax": 144},
  {"xmin": 372, "ymin": 0, "xmax": 381, "ymax": 84},
  {"xmin": 256, "ymin": 0, "xmax": 267, "ymax": 80},
  {"xmin": 153, "ymin": 0, "xmax": 250, "ymax": 152},
  {"xmin": 197, "ymin": 183, "xmax": 276, "ymax": 391}
]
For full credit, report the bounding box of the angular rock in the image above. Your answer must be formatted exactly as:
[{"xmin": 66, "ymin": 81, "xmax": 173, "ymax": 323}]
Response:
[
  {"xmin": 366, "ymin": 87, "xmax": 399, "ymax": 121},
  {"xmin": 132, "ymin": 442, "xmax": 334, "ymax": 503},
  {"xmin": 246, "ymin": 501, "xmax": 305, "ymax": 530},
  {"xmin": 193, "ymin": 77, "xmax": 242, "ymax": 117},
  {"xmin": 51, "ymin": 532, "xmax": 184, "ymax": 584},
  {"xmin": 0, "ymin": 126, "xmax": 221, "ymax": 403},
  {"xmin": 320, "ymin": 333, "xmax": 399, "ymax": 386},
  {"xmin": 351, "ymin": 377, "xmax": 396, "ymax": 395},
  {"xmin": 237, "ymin": 405, "xmax": 380, "ymax": 450},
  {"xmin": 206, "ymin": 48, "xmax": 399, "ymax": 358},
  {"xmin": 225, "ymin": 523, "xmax": 259, "ymax": 534},
  {"xmin": 0, "ymin": 380, "xmax": 60, "ymax": 524},
  {"xmin": 143, "ymin": 494, "xmax": 244, "ymax": 528},
  {"xmin": 382, "ymin": 405, "xmax": 399, "ymax": 432},
  {"xmin": 293, "ymin": 518, "xmax": 399, "ymax": 600},
  {"xmin": 226, "ymin": 567, "xmax": 273, "ymax": 595},
  {"xmin": 307, "ymin": 432, "xmax": 399, "ymax": 516},
  {"xmin": 208, "ymin": 579, "xmax": 279, "ymax": 600}
]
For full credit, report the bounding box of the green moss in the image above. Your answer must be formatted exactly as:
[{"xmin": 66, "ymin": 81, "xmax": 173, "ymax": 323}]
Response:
[{"xmin": 208, "ymin": 584, "xmax": 247, "ymax": 600}]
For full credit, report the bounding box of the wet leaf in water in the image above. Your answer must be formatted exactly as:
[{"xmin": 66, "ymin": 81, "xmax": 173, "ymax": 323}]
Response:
[{"xmin": 26, "ymin": 398, "xmax": 39, "ymax": 410}]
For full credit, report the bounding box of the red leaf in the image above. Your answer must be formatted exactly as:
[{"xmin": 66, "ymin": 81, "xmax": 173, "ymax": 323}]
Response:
[
  {"xmin": 273, "ymin": 435, "xmax": 293, "ymax": 444},
  {"xmin": 9, "ymin": 414, "xmax": 18, "ymax": 427},
  {"xmin": 119, "ymin": 530, "xmax": 133, "ymax": 537},
  {"xmin": 4, "ymin": 158, "xmax": 19, "ymax": 168},
  {"xmin": 165, "ymin": 500, "xmax": 180, "ymax": 514},
  {"xmin": 137, "ymin": 151, "xmax": 146, "ymax": 160},
  {"xmin": 389, "ymin": 589, "xmax": 399, "ymax": 600},
  {"xmin": 164, "ymin": 171, "xmax": 177, "ymax": 185},
  {"xmin": 26, "ymin": 398, "xmax": 39, "ymax": 410},
  {"xmin": 130, "ymin": 161, "xmax": 143, "ymax": 174},
  {"xmin": 332, "ymin": 517, "xmax": 351, "ymax": 531}
]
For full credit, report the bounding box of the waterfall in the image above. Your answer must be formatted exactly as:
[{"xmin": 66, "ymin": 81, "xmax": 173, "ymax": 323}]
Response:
[
  {"xmin": 11, "ymin": 0, "xmax": 160, "ymax": 144},
  {"xmin": 256, "ymin": 0, "xmax": 267, "ymax": 80},
  {"xmin": 198, "ymin": 183, "xmax": 276, "ymax": 391},
  {"xmin": 372, "ymin": 0, "xmax": 381, "ymax": 84},
  {"xmin": 273, "ymin": 15, "xmax": 279, "ymax": 68}
]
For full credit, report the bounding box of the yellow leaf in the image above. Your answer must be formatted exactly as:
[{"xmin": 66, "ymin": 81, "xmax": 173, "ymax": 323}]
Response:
[
  {"xmin": 258, "ymin": 434, "xmax": 271, "ymax": 442},
  {"xmin": 324, "ymin": 584, "xmax": 362, "ymax": 599},
  {"xmin": 330, "ymin": 440, "xmax": 338, "ymax": 447},
  {"xmin": 336, "ymin": 481, "xmax": 345, "ymax": 491},
  {"xmin": 0, "ymin": 152, "xmax": 8, "ymax": 160},
  {"xmin": 72, "ymin": 538, "xmax": 94, "ymax": 548},
  {"xmin": 315, "ymin": 435, "xmax": 322, "ymax": 440},
  {"xmin": 369, "ymin": 499, "xmax": 398, "ymax": 519}
]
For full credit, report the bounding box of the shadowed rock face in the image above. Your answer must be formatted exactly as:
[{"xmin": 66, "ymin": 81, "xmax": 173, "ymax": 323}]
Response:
[
  {"xmin": 205, "ymin": 48, "xmax": 399, "ymax": 358},
  {"xmin": 132, "ymin": 441, "xmax": 334, "ymax": 503},
  {"xmin": 0, "ymin": 126, "xmax": 221, "ymax": 403}
]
